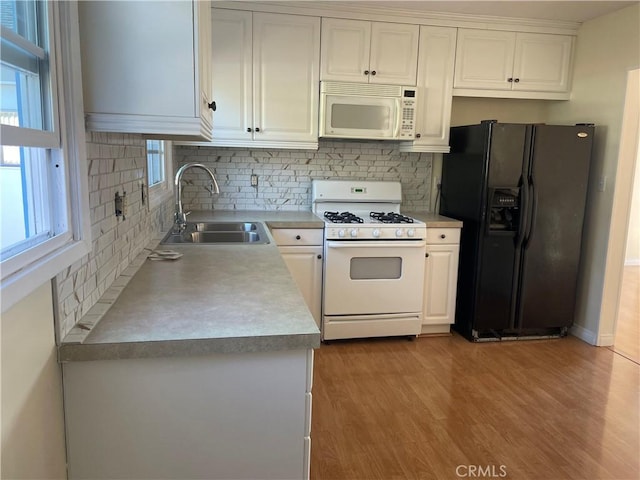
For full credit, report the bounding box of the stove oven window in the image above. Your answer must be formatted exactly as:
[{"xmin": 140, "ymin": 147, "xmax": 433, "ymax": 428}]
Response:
[{"xmin": 350, "ymin": 257, "xmax": 402, "ymax": 280}]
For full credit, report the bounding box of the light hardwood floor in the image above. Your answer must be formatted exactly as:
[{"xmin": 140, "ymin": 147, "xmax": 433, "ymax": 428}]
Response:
[
  {"xmin": 612, "ymin": 265, "xmax": 640, "ymax": 364},
  {"xmin": 311, "ymin": 334, "xmax": 639, "ymax": 480}
]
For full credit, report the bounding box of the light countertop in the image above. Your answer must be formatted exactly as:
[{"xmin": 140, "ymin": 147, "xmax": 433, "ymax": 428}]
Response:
[
  {"xmin": 58, "ymin": 210, "xmax": 324, "ymax": 362},
  {"xmin": 404, "ymin": 211, "xmax": 463, "ymax": 228}
]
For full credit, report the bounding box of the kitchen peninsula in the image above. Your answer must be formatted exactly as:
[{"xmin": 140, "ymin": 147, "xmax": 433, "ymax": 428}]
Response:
[{"xmin": 59, "ymin": 211, "xmax": 322, "ymax": 480}]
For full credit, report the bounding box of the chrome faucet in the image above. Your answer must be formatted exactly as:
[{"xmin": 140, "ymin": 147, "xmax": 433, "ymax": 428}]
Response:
[{"xmin": 174, "ymin": 162, "xmax": 220, "ymax": 231}]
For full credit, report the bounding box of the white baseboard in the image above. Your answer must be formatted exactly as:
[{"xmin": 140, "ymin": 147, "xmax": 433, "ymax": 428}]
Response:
[
  {"xmin": 624, "ymin": 259, "xmax": 640, "ymax": 266},
  {"xmin": 570, "ymin": 324, "xmax": 597, "ymax": 345},
  {"xmin": 596, "ymin": 333, "xmax": 616, "ymax": 347}
]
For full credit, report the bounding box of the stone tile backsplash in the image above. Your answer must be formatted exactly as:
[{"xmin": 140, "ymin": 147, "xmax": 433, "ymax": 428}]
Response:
[
  {"xmin": 53, "ymin": 132, "xmax": 174, "ymax": 340},
  {"xmin": 175, "ymin": 140, "xmax": 433, "ymax": 212}
]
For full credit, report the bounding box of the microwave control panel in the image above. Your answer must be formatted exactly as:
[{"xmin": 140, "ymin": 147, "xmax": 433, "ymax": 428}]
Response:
[{"xmin": 400, "ymin": 88, "xmax": 417, "ymax": 139}]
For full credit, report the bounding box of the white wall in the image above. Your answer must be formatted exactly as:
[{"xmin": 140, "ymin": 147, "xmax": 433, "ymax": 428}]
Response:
[
  {"xmin": 546, "ymin": 3, "xmax": 640, "ymax": 344},
  {"xmin": 1, "ymin": 282, "xmax": 67, "ymax": 479},
  {"xmin": 625, "ymin": 139, "xmax": 640, "ymax": 264}
]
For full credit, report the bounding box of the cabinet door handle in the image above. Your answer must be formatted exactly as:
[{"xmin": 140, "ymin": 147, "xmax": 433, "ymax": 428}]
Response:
[
  {"xmin": 514, "ymin": 78, "xmax": 520, "ymax": 83},
  {"xmin": 295, "ymin": 235, "xmax": 301, "ymax": 240},
  {"xmin": 317, "ymin": 254, "xmax": 322, "ymax": 259},
  {"xmin": 507, "ymin": 78, "xmax": 514, "ymax": 82},
  {"xmin": 440, "ymin": 234, "xmax": 446, "ymax": 239},
  {"xmin": 415, "ymin": 133, "xmax": 421, "ymax": 138},
  {"xmin": 255, "ymin": 127, "xmax": 260, "ymax": 132},
  {"xmin": 371, "ymin": 70, "xmax": 377, "ymax": 76},
  {"xmin": 247, "ymin": 128, "xmax": 252, "ymax": 132},
  {"xmin": 208, "ymin": 101, "xmax": 217, "ymax": 111},
  {"xmin": 425, "ymin": 253, "xmax": 430, "ymax": 258},
  {"xmin": 364, "ymin": 70, "xmax": 370, "ymax": 75}
]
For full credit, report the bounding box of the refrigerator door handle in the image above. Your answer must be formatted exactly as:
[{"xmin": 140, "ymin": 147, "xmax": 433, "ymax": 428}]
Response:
[
  {"xmin": 523, "ymin": 177, "xmax": 538, "ymax": 245},
  {"xmin": 515, "ymin": 177, "xmax": 528, "ymax": 248}
]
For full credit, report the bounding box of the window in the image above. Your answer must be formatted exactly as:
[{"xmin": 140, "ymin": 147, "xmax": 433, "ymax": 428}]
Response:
[
  {"xmin": 146, "ymin": 139, "xmax": 173, "ymax": 208},
  {"xmin": 1, "ymin": 1, "xmax": 91, "ymax": 312}
]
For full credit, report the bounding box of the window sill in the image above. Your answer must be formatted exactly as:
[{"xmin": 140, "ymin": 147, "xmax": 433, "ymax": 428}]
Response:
[{"xmin": 1, "ymin": 238, "xmax": 91, "ymax": 314}]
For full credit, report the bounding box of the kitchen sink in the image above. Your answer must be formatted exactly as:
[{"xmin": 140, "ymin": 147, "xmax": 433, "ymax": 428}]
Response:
[{"xmin": 161, "ymin": 222, "xmax": 270, "ymax": 245}]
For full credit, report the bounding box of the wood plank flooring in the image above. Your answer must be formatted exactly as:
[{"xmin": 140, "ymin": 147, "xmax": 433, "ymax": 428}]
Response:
[
  {"xmin": 612, "ymin": 265, "xmax": 640, "ymax": 364},
  {"xmin": 311, "ymin": 334, "xmax": 639, "ymax": 480}
]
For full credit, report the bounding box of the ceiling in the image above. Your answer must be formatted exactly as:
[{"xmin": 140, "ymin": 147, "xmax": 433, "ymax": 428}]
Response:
[{"xmin": 310, "ymin": 1, "xmax": 638, "ymax": 23}]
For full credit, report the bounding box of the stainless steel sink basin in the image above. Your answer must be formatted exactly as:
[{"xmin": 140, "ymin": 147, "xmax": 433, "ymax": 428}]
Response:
[
  {"xmin": 191, "ymin": 222, "xmax": 258, "ymax": 232},
  {"xmin": 161, "ymin": 222, "xmax": 269, "ymax": 245}
]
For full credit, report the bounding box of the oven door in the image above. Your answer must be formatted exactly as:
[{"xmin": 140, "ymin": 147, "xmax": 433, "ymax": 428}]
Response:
[{"xmin": 324, "ymin": 240, "xmax": 426, "ymax": 315}]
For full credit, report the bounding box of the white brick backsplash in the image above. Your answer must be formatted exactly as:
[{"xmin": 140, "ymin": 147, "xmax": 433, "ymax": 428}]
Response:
[{"xmin": 175, "ymin": 140, "xmax": 432, "ymax": 212}]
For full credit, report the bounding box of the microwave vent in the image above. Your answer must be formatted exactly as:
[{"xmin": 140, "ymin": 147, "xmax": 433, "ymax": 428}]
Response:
[{"xmin": 321, "ymin": 81, "xmax": 403, "ymax": 97}]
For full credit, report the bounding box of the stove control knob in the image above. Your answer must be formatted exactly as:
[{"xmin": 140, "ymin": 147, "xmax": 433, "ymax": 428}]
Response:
[
  {"xmin": 372, "ymin": 229, "xmax": 381, "ymax": 238},
  {"xmin": 338, "ymin": 229, "xmax": 346, "ymax": 238},
  {"xmin": 350, "ymin": 229, "xmax": 358, "ymax": 238},
  {"xmin": 407, "ymin": 229, "xmax": 415, "ymax": 237},
  {"xmin": 396, "ymin": 229, "xmax": 404, "ymax": 237}
]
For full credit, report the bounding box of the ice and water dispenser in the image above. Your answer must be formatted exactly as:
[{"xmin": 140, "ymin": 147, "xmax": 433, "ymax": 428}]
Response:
[{"xmin": 488, "ymin": 188, "xmax": 520, "ymax": 232}]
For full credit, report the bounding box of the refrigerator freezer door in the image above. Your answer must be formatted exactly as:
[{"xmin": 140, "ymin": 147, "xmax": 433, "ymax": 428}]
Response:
[
  {"xmin": 475, "ymin": 124, "xmax": 528, "ymax": 332},
  {"xmin": 517, "ymin": 125, "xmax": 594, "ymax": 329}
]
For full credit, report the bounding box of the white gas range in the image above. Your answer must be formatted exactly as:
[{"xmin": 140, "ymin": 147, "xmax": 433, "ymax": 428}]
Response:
[{"xmin": 312, "ymin": 180, "xmax": 427, "ymax": 341}]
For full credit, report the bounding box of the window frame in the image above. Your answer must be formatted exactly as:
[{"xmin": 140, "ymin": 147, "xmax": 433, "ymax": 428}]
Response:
[
  {"xmin": 1, "ymin": 2, "xmax": 91, "ymax": 313},
  {"xmin": 146, "ymin": 139, "xmax": 174, "ymax": 210}
]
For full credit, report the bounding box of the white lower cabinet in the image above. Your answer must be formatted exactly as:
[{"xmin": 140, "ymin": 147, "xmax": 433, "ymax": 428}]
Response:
[
  {"xmin": 271, "ymin": 229, "xmax": 323, "ymax": 328},
  {"xmin": 422, "ymin": 228, "xmax": 461, "ymax": 334},
  {"xmin": 63, "ymin": 349, "xmax": 314, "ymax": 479}
]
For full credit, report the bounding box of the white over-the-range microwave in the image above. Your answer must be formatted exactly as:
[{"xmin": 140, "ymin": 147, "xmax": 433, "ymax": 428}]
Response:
[{"xmin": 319, "ymin": 81, "xmax": 417, "ymax": 141}]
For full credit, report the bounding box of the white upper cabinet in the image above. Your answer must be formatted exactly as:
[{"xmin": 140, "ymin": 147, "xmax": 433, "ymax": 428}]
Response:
[
  {"xmin": 210, "ymin": 9, "xmax": 253, "ymax": 142},
  {"xmin": 400, "ymin": 26, "xmax": 456, "ymax": 153},
  {"xmin": 454, "ymin": 28, "xmax": 574, "ymax": 99},
  {"xmin": 512, "ymin": 33, "xmax": 574, "ymax": 93},
  {"xmin": 78, "ymin": 1, "xmax": 213, "ymax": 140},
  {"xmin": 321, "ymin": 18, "xmax": 419, "ymax": 85},
  {"xmin": 207, "ymin": 9, "xmax": 320, "ymax": 148}
]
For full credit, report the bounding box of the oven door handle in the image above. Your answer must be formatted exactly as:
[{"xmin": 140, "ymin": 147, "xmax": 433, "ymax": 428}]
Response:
[{"xmin": 326, "ymin": 240, "xmax": 426, "ymax": 248}]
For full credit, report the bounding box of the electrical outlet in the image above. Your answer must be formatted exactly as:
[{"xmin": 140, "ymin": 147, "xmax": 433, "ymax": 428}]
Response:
[
  {"xmin": 115, "ymin": 191, "xmax": 127, "ymax": 220},
  {"xmin": 251, "ymin": 174, "xmax": 258, "ymax": 187}
]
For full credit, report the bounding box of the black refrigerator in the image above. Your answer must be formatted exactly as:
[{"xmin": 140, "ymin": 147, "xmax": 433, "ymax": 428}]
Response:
[{"xmin": 440, "ymin": 121, "xmax": 594, "ymax": 341}]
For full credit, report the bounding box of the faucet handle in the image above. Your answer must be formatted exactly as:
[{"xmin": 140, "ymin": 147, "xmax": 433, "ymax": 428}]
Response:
[{"xmin": 185, "ymin": 211, "xmax": 191, "ymax": 217}]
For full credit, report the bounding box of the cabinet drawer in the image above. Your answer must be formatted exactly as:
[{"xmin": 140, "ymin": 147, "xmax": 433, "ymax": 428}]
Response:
[
  {"xmin": 271, "ymin": 228, "xmax": 324, "ymax": 246},
  {"xmin": 426, "ymin": 228, "xmax": 460, "ymax": 244}
]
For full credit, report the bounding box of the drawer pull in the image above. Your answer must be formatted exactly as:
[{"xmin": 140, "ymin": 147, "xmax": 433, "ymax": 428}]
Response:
[
  {"xmin": 440, "ymin": 234, "xmax": 446, "ymax": 239},
  {"xmin": 296, "ymin": 235, "xmax": 301, "ymax": 240}
]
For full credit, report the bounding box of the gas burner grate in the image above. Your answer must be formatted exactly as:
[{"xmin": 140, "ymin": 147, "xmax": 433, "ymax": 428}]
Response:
[
  {"xmin": 324, "ymin": 211, "xmax": 364, "ymax": 224},
  {"xmin": 370, "ymin": 211, "xmax": 415, "ymax": 224}
]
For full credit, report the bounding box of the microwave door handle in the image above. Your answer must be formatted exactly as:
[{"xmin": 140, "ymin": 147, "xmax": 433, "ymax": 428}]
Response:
[{"xmin": 393, "ymin": 98, "xmax": 401, "ymax": 138}]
